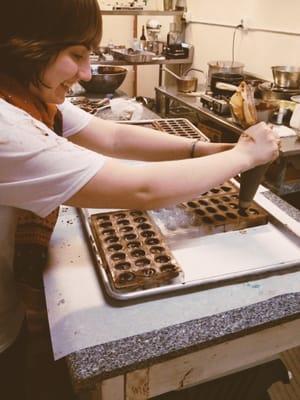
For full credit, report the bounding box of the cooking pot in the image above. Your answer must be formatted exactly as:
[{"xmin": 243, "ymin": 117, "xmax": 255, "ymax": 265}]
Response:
[
  {"xmin": 163, "ymin": 67, "xmax": 204, "ymax": 93},
  {"xmin": 272, "ymin": 65, "xmax": 300, "ymax": 89},
  {"xmin": 210, "ymin": 73, "xmax": 244, "ymax": 96},
  {"xmin": 208, "ymin": 61, "xmax": 244, "ymax": 85},
  {"xmin": 257, "ymin": 81, "xmax": 300, "ymax": 101},
  {"xmin": 80, "ymin": 65, "xmax": 127, "ymax": 94}
]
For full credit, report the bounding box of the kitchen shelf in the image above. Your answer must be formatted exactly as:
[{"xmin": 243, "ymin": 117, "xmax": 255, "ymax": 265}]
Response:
[
  {"xmin": 92, "ymin": 55, "xmax": 193, "ymax": 66},
  {"xmin": 101, "ymin": 10, "xmax": 184, "ymax": 16}
]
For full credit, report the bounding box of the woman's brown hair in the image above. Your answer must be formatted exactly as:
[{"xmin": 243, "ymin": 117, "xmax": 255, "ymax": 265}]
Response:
[{"xmin": 0, "ymin": 0, "xmax": 102, "ymax": 86}]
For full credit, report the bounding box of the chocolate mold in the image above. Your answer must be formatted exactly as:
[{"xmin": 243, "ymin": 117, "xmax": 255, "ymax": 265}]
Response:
[
  {"xmin": 152, "ymin": 181, "xmax": 268, "ymax": 240},
  {"xmin": 151, "ymin": 119, "xmax": 209, "ymax": 140},
  {"xmin": 90, "ymin": 210, "xmax": 183, "ymax": 291}
]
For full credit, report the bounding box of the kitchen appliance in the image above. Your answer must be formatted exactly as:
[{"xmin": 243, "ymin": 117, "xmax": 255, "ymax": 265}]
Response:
[
  {"xmin": 165, "ymin": 22, "xmax": 188, "ymax": 59},
  {"xmin": 146, "ymin": 19, "xmax": 161, "ymax": 42},
  {"xmin": 200, "ymin": 93, "xmax": 230, "ymax": 116},
  {"xmin": 207, "ymin": 61, "xmax": 244, "ymax": 86},
  {"xmin": 272, "ymin": 66, "xmax": 300, "ymax": 89},
  {"xmin": 145, "ymin": 19, "xmax": 164, "ymax": 54},
  {"xmin": 79, "ymin": 118, "xmax": 300, "ymax": 301},
  {"xmin": 80, "ymin": 65, "xmax": 127, "ymax": 94},
  {"xmin": 200, "ymin": 73, "xmax": 244, "ymax": 116},
  {"xmin": 165, "ymin": 43, "xmax": 188, "ymax": 59}
]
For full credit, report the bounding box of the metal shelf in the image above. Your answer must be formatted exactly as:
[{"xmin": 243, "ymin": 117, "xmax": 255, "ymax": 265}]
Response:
[
  {"xmin": 101, "ymin": 10, "xmax": 184, "ymax": 16},
  {"xmin": 92, "ymin": 56, "xmax": 193, "ymax": 66}
]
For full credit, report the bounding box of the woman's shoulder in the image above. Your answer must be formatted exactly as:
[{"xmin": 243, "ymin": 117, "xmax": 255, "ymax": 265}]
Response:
[
  {"xmin": 0, "ymin": 98, "xmax": 32, "ymax": 124},
  {"xmin": 0, "ymin": 99, "xmax": 59, "ymax": 148}
]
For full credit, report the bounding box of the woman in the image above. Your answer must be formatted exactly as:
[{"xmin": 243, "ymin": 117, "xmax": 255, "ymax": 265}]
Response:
[{"xmin": 0, "ymin": 0, "xmax": 279, "ymax": 398}]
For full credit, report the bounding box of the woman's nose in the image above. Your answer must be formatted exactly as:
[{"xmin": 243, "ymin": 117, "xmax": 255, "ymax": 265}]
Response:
[{"xmin": 78, "ymin": 60, "xmax": 92, "ymax": 81}]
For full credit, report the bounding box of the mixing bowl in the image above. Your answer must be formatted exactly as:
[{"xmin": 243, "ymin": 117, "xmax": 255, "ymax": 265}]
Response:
[{"xmin": 80, "ymin": 65, "xmax": 127, "ymax": 94}]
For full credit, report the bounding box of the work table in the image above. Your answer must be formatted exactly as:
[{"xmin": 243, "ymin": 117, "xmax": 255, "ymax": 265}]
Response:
[{"xmin": 45, "ymin": 190, "xmax": 300, "ymax": 399}]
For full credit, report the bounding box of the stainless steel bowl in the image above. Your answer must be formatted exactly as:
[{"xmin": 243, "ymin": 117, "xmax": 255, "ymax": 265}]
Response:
[
  {"xmin": 272, "ymin": 66, "xmax": 300, "ymax": 89},
  {"xmin": 80, "ymin": 65, "xmax": 127, "ymax": 94}
]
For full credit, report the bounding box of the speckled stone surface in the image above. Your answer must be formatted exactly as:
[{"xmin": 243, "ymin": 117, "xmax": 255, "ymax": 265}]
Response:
[
  {"xmin": 262, "ymin": 190, "xmax": 300, "ymax": 222},
  {"xmin": 67, "ymin": 293, "xmax": 300, "ymax": 392},
  {"xmin": 66, "ymin": 191, "xmax": 300, "ymax": 392}
]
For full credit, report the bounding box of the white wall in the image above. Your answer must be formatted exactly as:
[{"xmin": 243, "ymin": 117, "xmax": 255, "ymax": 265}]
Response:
[
  {"xmin": 186, "ymin": 0, "xmax": 300, "ymax": 82},
  {"xmin": 99, "ymin": 0, "xmax": 300, "ymax": 96}
]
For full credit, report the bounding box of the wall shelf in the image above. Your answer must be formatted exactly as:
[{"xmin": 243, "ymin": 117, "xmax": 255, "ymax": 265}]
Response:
[{"xmin": 101, "ymin": 10, "xmax": 184, "ymax": 16}]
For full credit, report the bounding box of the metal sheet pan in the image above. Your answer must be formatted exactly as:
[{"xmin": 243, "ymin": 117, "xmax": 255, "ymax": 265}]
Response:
[{"xmin": 79, "ymin": 183, "xmax": 300, "ymax": 301}]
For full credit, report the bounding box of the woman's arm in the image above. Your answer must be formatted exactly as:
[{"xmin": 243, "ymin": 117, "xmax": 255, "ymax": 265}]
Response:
[
  {"xmin": 69, "ymin": 116, "xmax": 233, "ymax": 161},
  {"xmin": 66, "ymin": 122, "xmax": 279, "ymax": 211}
]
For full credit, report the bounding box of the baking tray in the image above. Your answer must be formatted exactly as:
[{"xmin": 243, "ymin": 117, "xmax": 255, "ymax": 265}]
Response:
[
  {"xmin": 80, "ymin": 183, "xmax": 300, "ymax": 301},
  {"xmin": 111, "ymin": 48, "xmax": 157, "ymax": 63},
  {"xmin": 89, "ymin": 209, "xmax": 184, "ymax": 291}
]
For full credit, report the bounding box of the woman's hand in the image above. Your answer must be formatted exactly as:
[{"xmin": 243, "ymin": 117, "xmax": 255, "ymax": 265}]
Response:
[{"xmin": 233, "ymin": 122, "xmax": 280, "ymax": 170}]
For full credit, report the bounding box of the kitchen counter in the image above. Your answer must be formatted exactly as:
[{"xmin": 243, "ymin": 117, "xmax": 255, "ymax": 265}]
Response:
[{"xmin": 44, "ymin": 195, "xmax": 300, "ymax": 400}]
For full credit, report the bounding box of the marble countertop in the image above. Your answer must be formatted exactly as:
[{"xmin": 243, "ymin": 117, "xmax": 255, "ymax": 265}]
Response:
[
  {"xmin": 67, "ymin": 292, "xmax": 300, "ymax": 391},
  {"xmin": 55, "ymin": 190, "xmax": 300, "ymax": 392}
]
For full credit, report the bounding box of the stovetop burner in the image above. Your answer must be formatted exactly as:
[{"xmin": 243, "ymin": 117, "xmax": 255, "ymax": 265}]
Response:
[{"xmin": 200, "ymin": 92, "xmax": 231, "ymax": 116}]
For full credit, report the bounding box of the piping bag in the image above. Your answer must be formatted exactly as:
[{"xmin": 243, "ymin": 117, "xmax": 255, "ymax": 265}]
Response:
[
  {"xmin": 238, "ymin": 163, "xmax": 270, "ymax": 210},
  {"xmin": 230, "ymin": 82, "xmax": 271, "ymax": 211}
]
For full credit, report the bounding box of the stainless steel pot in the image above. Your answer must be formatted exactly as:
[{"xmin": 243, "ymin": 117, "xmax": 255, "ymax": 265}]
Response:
[
  {"xmin": 272, "ymin": 66, "xmax": 300, "ymax": 89},
  {"xmin": 163, "ymin": 67, "xmax": 204, "ymax": 93},
  {"xmin": 257, "ymin": 81, "xmax": 300, "ymax": 101},
  {"xmin": 208, "ymin": 61, "xmax": 244, "ymax": 86}
]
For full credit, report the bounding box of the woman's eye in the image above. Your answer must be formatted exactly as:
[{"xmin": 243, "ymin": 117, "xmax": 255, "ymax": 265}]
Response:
[{"xmin": 73, "ymin": 53, "xmax": 83, "ymax": 60}]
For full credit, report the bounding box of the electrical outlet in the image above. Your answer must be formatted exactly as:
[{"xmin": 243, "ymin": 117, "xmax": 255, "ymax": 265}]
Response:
[
  {"xmin": 240, "ymin": 17, "xmax": 251, "ymax": 31},
  {"xmin": 183, "ymin": 11, "xmax": 192, "ymax": 23}
]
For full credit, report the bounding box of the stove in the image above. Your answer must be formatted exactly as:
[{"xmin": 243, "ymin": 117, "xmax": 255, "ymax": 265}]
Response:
[{"xmin": 200, "ymin": 93, "xmax": 231, "ymax": 116}]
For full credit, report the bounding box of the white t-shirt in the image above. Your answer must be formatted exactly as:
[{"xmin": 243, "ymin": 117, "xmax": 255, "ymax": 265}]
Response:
[{"xmin": 0, "ymin": 98, "xmax": 106, "ymax": 353}]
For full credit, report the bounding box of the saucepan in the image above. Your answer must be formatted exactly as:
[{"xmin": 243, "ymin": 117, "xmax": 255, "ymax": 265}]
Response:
[
  {"xmin": 210, "ymin": 73, "xmax": 244, "ymax": 97},
  {"xmin": 207, "ymin": 60, "xmax": 244, "ymax": 85},
  {"xmin": 163, "ymin": 67, "xmax": 204, "ymax": 93}
]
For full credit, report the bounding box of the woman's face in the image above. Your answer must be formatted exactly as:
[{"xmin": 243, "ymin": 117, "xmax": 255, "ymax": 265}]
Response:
[{"xmin": 30, "ymin": 45, "xmax": 92, "ymax": 104}]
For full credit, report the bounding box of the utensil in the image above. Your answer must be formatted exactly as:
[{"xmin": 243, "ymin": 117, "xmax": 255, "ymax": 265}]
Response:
[
  {"xmin": 272, "ymin": 66, "xmax": 300, "ymax": 89},
  {"xmin": 80, "ymin": 65, "xmax": 127, "ymax": 94},
  {"xmin": 210, "ymin": 72, "xmax": 244, "ymax": 96},
  {"xmin": 215, "ymin": 82, "xmax": 239, "ymax": 92}
]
